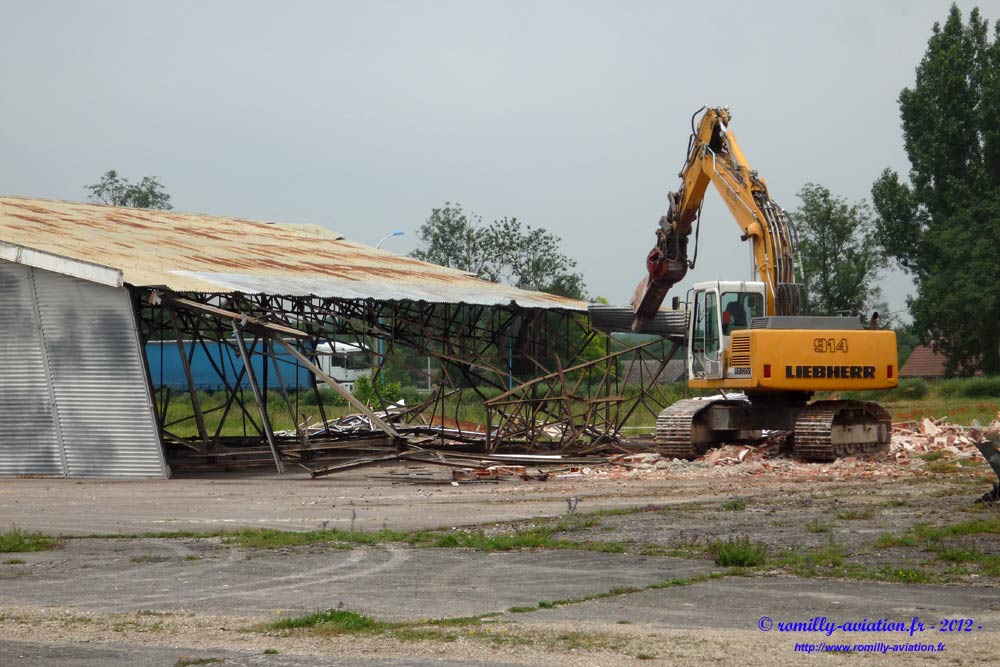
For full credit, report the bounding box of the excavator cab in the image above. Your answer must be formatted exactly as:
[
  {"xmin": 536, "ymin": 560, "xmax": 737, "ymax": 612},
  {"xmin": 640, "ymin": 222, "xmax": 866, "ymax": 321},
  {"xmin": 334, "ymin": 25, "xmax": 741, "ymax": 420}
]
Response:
[{"xmin": 688, "ymin": 281, "xmax": 766, "ymax": 380}]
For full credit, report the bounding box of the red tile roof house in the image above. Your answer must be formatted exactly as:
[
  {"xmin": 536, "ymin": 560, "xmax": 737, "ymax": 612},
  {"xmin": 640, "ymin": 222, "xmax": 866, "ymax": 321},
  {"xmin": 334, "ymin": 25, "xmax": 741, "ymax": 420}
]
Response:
[{"xmin": 899, "ymin": 345, "xmax": 949, "ymax": 378}]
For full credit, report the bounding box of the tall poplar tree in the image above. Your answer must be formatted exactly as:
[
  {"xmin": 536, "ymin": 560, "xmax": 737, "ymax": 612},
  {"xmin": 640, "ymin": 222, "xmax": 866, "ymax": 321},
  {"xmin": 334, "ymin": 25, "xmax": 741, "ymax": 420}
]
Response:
[{"xmin": 871, "ymin": 4, "xmax": 1000, "ymax": 374}]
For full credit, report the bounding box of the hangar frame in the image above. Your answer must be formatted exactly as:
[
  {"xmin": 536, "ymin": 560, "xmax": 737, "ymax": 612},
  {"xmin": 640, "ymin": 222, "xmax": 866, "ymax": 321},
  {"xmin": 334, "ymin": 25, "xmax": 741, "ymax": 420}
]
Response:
[{"xmin": 0, "ymin": 196, "xmax": 685, "ymax": 476}]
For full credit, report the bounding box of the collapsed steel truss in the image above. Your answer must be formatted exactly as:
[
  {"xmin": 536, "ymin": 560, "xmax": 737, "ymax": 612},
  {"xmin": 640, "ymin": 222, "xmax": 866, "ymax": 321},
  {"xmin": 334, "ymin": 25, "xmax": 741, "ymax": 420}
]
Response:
[{"xmin": 133, "ymin": 289, "xmax": 684, "ymax": 471}]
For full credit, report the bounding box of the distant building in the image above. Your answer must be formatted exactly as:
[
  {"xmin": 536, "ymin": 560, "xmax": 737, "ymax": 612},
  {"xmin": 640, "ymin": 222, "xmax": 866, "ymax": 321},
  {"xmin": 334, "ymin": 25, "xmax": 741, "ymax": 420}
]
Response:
[{"xmin": 899, "ymin": 345, "xmax": 947, "ymax": 379}]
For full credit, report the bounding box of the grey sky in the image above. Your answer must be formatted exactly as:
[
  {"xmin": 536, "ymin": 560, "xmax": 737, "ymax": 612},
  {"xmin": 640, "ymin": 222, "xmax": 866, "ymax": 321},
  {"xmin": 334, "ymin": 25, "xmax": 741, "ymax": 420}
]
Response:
[{"xmin": 2, "ymin": 0, "xmax": 995, "ymax": 317}]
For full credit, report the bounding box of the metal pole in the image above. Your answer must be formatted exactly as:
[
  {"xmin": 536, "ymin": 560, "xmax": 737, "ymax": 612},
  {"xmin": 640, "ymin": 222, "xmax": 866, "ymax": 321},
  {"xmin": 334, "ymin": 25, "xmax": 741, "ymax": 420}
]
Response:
[
  {"xmin": 169, "ymin": 306, "xmax": 210, "ymax": 449},
  {"xmin": 232, "ymin": 322, "xmax": 284, "ymax": 473}
]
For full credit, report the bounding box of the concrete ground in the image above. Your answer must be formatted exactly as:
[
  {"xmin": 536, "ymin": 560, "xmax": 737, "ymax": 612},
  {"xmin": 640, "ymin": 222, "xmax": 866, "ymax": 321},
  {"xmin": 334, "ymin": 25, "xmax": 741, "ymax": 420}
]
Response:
[
  {"xmin": 1, "ymin": 465, "xmax": 999, "ymax": 666},
  {"xmin": 0, "ymin": 469, "xmax": 719, "ymax": 535}
]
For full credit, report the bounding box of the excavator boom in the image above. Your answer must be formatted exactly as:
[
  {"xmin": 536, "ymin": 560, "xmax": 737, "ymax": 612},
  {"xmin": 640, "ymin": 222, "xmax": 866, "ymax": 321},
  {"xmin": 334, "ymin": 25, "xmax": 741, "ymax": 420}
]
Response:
[{"xmin": 633, "ymin": 107, "xmax": 805, "ymax": 325}]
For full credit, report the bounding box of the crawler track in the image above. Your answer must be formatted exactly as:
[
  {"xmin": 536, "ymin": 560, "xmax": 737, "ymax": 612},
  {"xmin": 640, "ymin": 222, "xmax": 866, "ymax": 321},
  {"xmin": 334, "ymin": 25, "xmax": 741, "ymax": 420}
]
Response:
[
  {"xmin": 793, "ymin": 400, "xmax": 891, "ymax": 461},
  {"xmin": 654, "ymin": 398, "xmax": 891, "ymax": 462},
  {"xmin": 654, "ymin": 398, "xmax": 719, "ymax": 459}
]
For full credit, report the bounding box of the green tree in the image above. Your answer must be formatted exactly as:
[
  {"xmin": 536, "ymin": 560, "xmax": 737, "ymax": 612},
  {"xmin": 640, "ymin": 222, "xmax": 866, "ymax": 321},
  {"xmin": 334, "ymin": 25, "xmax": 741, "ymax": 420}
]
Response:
[
  {"xmin": 482, "ymin": 217, "xmax": 585, "ymax": 298},
  {"xmin": 411, "ymin": 203, "xmax": 586, "ymax": 299},
  {"xmin": 86, "ymin": 170, "xmax": 172, "ymax": 209},
  {"xmin": 410, "ymin": 203, "xmax": 493, "ymax": 278},
  {"xmin": 791, "ymin": 184, "xmax": 886, "ymax": 316},
  {"xmin": 871, "ymin": 4, "xmax": 1000, "ymax": 375}
]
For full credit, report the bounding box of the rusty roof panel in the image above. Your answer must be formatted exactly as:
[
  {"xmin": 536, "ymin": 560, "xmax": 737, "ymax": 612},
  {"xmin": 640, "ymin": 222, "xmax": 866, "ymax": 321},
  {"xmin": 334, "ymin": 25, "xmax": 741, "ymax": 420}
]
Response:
[{"xmin": 0, "ymin": 196, "xmax": 586, "ymax": 311}]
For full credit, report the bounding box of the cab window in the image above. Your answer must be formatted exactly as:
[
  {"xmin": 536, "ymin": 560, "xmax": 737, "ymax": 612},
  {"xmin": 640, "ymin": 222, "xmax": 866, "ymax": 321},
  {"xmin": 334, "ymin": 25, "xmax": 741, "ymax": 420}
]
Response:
[{"xmin": 721, "ymin": 291, "xmax": 763, "ymax": 335}]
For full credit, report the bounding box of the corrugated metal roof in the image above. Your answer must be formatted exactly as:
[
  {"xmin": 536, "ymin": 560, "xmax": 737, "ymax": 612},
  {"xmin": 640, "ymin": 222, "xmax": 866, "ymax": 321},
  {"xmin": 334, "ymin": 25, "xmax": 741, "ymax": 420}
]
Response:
[{"xmin": 0, "ymin": 196, "xmax": 586, "ymax": 311}]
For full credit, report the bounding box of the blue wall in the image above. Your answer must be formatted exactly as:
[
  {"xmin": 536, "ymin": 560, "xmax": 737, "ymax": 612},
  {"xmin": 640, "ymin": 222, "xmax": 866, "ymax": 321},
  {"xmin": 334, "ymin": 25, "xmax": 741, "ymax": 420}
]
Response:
[{"xmin": 146, "ymin": 340, "xmax": 313, "ymax": 391}]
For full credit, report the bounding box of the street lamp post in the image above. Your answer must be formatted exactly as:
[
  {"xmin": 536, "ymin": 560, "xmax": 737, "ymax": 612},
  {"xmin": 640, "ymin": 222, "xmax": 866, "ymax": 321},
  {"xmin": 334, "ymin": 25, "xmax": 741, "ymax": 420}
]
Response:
[{"xmin": 376, "ymin": 230, "xmax": 405, "ymax": 249}]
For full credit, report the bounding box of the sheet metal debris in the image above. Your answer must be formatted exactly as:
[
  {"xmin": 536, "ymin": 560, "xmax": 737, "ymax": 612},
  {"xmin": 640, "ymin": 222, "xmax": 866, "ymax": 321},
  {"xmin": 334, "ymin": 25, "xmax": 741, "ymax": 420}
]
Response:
[{"xmin": 165, "ymin": 407, "xmax": 1000, "ymax": 497}]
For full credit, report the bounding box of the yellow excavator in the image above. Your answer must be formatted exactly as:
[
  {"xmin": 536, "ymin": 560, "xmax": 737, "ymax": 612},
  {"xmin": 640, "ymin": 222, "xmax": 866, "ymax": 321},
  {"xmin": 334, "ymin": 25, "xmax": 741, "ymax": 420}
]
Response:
[{"xmin": 633, "ymin": 107, "xmax": 898, "ymax": 461}]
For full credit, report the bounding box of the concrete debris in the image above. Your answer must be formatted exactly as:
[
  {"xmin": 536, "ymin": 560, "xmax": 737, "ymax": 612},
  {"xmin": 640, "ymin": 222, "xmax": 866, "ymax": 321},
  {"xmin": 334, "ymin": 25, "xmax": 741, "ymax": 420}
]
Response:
[
  {"xmin": 889, "ymin": 415, "xmax": 992, "ymax": 463},
  {"xmin": 576, "ymin": 413, "xmax": 1000, "ymax": 483}
]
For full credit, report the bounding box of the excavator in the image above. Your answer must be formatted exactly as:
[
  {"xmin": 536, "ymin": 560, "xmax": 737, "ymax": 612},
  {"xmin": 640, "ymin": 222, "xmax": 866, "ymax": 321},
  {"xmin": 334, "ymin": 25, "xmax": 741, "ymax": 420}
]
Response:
[{"xmin": 632, "ymin": 107, "xmax": 898, "ymax": 461}]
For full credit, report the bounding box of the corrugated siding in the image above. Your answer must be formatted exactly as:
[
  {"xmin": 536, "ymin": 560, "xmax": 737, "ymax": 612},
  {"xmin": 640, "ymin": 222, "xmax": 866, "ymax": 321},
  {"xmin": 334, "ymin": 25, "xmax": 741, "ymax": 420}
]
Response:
[
  {"xmin": 32, "ymin": 269, "xmax": 166, "ymax": 478},
  {"xmin": 0, "ymin": 263, "xmax": 63, "ymax": 476}
]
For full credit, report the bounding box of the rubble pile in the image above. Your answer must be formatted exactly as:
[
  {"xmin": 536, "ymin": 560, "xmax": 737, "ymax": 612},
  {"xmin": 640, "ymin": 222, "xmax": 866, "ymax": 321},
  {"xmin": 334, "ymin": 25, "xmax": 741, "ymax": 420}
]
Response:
[
  {"xmin": 561, "ymin": 414, "xmax": 1000, "ymax": 482},
  {"xmin": 889, "ymin": 417, "xmax": 989, "ymax": 463}
]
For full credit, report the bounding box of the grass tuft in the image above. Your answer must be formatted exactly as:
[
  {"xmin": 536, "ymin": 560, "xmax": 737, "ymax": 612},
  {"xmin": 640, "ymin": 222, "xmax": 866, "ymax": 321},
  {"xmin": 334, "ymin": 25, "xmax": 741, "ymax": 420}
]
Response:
[
  {"xmin": 804, "ymin": 519, "xmax": 832, "ymax": 534},
  {"xmin": 263, "ymin": 608, "xmax": 383, "ymax": 634},
  {"xmin": 0, "ymin": 527, "xmax": 59, "ymax": 553},
  {"xmin": 877, "ymin": 567, "xmax": 931, "ymax": 584},
  {"xmin": 708, "ymin": 537, "xmax": 767, "ymax": 567}
]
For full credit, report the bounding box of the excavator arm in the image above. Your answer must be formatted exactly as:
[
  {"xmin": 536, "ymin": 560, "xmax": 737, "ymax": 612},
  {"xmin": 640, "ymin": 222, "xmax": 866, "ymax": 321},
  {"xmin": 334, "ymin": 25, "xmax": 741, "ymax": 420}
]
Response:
[{"xmin": 632, "ymin": 107, "xmax": 805, "ymax": 326}]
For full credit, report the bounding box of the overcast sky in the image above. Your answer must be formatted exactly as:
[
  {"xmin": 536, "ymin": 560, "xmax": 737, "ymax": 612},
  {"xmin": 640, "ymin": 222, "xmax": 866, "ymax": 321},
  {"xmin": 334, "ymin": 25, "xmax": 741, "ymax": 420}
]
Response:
[{"xmin": 3, "ymin": 0, "xmax": 996, "ymax": 317}]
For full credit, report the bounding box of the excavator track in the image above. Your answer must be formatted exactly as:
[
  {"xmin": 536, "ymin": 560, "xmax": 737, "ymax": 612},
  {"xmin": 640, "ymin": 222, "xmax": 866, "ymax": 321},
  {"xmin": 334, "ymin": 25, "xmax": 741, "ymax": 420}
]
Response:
[
  {"xmin": 655, "ymin": 398, "xmax": 730, "ymax": 459},
  {"xmin": 793, "ymin": 400, "xmax": 891, "ymax": 462},
  {"xmin": 655, "ymin": 398, "xmax": 891, "ymax": 462}
]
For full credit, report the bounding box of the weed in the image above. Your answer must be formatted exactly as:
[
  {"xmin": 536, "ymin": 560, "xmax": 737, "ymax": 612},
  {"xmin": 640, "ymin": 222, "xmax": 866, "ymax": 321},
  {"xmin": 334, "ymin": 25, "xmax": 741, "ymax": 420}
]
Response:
[
  {"xmin": 468, "ymin": 627, "xmax": 533, "ymax": 647},
  {"xmin": 916, "ymin": 517, "xmax": 1000, "ymax": 540},
  {"xmin": 778, "ymin": 541, "xmax": 846, "ymax": 576},
  {"xmin": 721, "ymin": 499, "xmax": 747, "ymax": 511},
  {"xmin": 804, "ymin": 519, "xmax": 832, "ymax": 533},
  {"xmin": 878, "ymin": 567, "xmax": 931, "ymax": 584},
  {"xmin": 873, "ymin": 532, "xmax": 918, "ymax": 548},
  {"xmin": 836, "ymin": 509, "xmax": 875, "ymax": 521},
  {"xmin": 430, "ymin": 527, "xmax": 628, "ymax": 554},
  {"xmin": 506, "ymin": 606, "xmax": 537, "ymax": 614},
  {"xmin": 0, "ymin": 527, "xmax": 59, "ymax": 553},
  {"xmin": 57, "ymin": 615, "xmax": 94, "ymax": 625},
  {"xmin": 3, "ymin": 558, "xmax": 26, "ymax": 565},
  {"xmin": 131, "ymin": 554, "xmax": 168, "ymax": 564},
  {"xmin": 176, "ymin": 659, "xmax": 225, "ymax": 667},
  {"xmin": 919, "ymin": 451, "xmax": 946, "ymax": 462},
  {"xmin": 936, "ymin": 546, "xmax": 980, "ymax": 563},
  {"xmin": 981, "ymin": 557, "xmax": 1000, "ymax": 576},
  {"xmin": 648, "ymin": 576, "xmax": 702, "ymax": 589},
  {"xmin": 925, "ymin": 461, "xmax": 962, "ymax": 474},
  {"xmin": 638, "ymin": 545, "xmax": 672, "ymax": 557},
  {"xmin": 425, "ymin": 614, "xmax": 493, "ymax": 627},
  {"xmin": 549, "ymin": 513, "xmax": 602, "ymax": 532},
  {"xmin": 392, "ymin": 627, "xmax": 458, "ymax": 642},
  {"xmin": 708, "ymin": 537, "xmax": 767, "ymax": 567},
  {"xmin": 113, "ymin": 619, "xmax": 164, "ymax": 633},
  {"xmin": 222, "ymin": 528, "xmax": 427, "ymax": 550},
  {"xmin": 262, "ymin": 609, "xmax": 383, "ymax": 634},
  {"xmin": 555, "ymin": 630, "xmax": 622, "ymax": 651},
  {"xmin": 262, "ymin": 649, "xmax": 279, "ymax": 655},
  {"xmin": 636, "ymin": 653, "xmax": 658, "ymax": 660}
]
